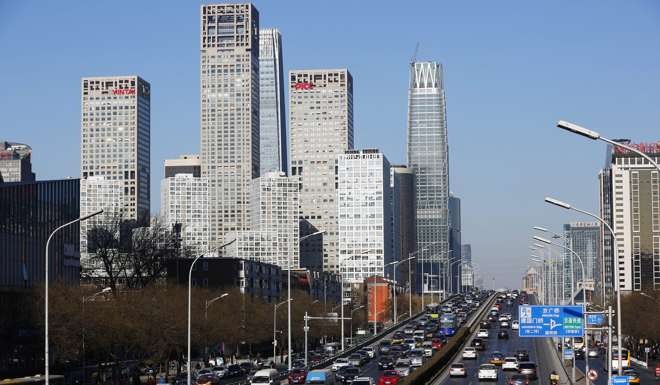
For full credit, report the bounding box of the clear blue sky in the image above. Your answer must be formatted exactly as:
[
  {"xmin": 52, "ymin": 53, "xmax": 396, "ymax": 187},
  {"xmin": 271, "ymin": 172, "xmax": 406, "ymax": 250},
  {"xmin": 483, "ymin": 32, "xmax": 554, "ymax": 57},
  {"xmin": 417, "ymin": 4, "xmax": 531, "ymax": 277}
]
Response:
[{"xmin": 2, "ymin": 1, "xmax": 659, "ymax": 289}]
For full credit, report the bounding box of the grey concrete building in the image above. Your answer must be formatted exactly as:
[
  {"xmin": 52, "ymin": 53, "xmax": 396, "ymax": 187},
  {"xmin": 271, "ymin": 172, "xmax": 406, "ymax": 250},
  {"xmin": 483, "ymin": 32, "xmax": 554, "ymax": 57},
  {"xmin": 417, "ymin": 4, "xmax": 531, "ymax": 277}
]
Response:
[
  {"xmin": 164, "ymin": 154, "xmax": 201, "ymax": 178},
  {"xmin": 0, "ymin": 141, "xmax": 35, "ymax": 183},
  {"xmin": 563, "ymin": 221, "xmax": 600, "ymax": 302},
  {"xmin": 200, "ymin": 3, "xmax": 260, "ymax": 253}
]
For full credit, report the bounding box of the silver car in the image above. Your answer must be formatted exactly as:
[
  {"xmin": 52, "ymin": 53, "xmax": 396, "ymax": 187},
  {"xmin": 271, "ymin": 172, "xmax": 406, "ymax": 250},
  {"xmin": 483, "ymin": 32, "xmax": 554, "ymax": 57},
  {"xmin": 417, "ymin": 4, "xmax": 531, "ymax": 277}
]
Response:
[{"xmin": 395, "ymin": 359, "xmax": 411, "ymax": 377}]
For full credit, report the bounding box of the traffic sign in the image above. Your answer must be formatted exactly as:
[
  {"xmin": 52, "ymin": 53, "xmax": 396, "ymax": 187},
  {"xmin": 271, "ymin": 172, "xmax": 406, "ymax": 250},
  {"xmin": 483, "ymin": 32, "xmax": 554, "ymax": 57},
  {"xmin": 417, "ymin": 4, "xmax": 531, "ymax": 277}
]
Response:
[
  {"xmin": 587, "ymin": 369, "xmax": 598, "ymax": 381},
  {"xmin": 586, "ymin": 313, "xmax": 607, "ymax": 328},
  {"xmin": 518, "ymin": 305, "xmax": 585, "ymax": 338},
  {"xmin": 563, "ymin": 348, "xmax": 574, "ymax": 360},
  {"xmin": 611, "ymin": 375, "xmax": 629, "ymax": 385}
]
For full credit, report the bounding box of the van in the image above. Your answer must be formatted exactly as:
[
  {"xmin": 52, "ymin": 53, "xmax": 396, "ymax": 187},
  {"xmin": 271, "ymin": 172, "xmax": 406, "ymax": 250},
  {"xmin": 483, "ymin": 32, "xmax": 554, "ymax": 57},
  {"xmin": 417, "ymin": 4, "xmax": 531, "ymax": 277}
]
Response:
[
  {"xmin": 251, "ymin": 369, "xmax": 279, "ymax": 385},
  {"xmin": 305, "ymin": 369, "xmax": 333, "ymax": 385}
]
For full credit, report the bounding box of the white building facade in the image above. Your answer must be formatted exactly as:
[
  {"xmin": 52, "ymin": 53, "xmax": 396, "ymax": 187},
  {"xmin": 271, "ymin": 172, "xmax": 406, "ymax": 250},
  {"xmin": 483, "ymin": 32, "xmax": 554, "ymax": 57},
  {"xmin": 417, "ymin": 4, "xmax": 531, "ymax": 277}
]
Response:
[
  {"xmin": 338, "ymin": 149, "xmax": 393, "ymax": 284},
  {"xmin": 289, "ymin": 69, "xmax": 353, "ymax": 272},
  {"xmin": 160, "ymin": 173, "xmax": 210, "ymax": 256},
  {"xmin": 200, "ymin": 4, "xmax": 260, "ymax": 253}
]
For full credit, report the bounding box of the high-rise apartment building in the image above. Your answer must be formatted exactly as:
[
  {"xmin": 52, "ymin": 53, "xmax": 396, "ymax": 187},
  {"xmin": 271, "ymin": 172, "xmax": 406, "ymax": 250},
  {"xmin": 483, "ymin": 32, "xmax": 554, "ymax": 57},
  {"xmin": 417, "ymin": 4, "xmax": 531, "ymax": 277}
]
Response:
[
  {"xmin": 160, "ymin": 173, "xmax": 209, "ymax": 255},
  {"xmin": 390, "ymin": 165, "xmax": 416, "ymax": 288},
  {"xmin": 338, "ymin": 149, "xmax": 393, "ymax": 284},
  {"xmin": 600, "ymin": 141, "xmax": 660, "ymax": 292},
  {"xmin": 290, "ymin": 69, "xmax": 353, "ymax": 272},
  {"xmin": 563, "ymin": 222, "xmax": 600, "ymax": 301},
  {"xmin": 407, "ymin": 61, "xmax": 450, "ymax": 294},
  {"xmin": 259, "ymin": 28, "xmax": 287, "ymax": 175},
  {"xmin": 200, "ymin": 3, "xmax": 260, "ymax": 252},
  {"xmin": 165, "ymin": 154, "xmax": 201, "ymax": 178},
  {"xmin": 0, "ymin": 141, "xmax": 35, "ymax": 183},
  {"xmin": 80, "ymin": 76, "xmax": 151, "ymax": 222}
]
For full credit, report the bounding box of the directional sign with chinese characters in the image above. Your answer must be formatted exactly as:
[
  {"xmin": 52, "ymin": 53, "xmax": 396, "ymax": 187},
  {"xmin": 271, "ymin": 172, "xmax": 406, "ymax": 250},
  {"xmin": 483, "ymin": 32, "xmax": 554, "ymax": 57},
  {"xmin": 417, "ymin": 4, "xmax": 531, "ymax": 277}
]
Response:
[{"xmin": 518, "ymin": 305, "xmax": 585, "ymax": 338}]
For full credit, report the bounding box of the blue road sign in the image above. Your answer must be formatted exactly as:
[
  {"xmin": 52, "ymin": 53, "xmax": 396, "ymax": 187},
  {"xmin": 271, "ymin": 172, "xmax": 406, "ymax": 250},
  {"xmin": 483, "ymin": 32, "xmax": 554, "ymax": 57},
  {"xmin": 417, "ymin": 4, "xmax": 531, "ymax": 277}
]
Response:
[
  {"xmin": 563, "ymin": 348, "xmax": 574, "ymax": 360},
  {"xmin": 587, "ymin": 313, "xmax": 606, "ymax": 328},
  {"xmin": 519, "ymin": 305, "xmax": 584, "ymax": 338},
  {"xmin": 611, "ymin": 375, "xmax": 629, "ymax": 385}
]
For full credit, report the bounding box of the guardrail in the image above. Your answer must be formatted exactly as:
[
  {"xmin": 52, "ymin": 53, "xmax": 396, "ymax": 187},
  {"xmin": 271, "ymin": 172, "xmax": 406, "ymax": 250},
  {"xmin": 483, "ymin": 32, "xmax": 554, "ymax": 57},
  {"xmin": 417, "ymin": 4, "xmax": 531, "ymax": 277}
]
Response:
[{"xmin": 398, "ymin": 294, "xmax": 498, "ymax": 385}]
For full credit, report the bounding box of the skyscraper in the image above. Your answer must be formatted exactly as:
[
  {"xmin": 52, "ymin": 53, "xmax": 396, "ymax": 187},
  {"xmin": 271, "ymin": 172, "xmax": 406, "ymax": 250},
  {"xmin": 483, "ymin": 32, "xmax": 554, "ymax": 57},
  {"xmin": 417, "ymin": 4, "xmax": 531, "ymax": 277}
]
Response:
[
  {"xmin": 448, "ymin": 194, "xmax": 462, "ymax": 293},
  {"xmin": 259, "ymin": 28, "xmax": 287, "ymax": 175},
  {"xmin": 390, "ymin": 165, "xmax": 416, "ymax": 288},
  {"xmin": 338, "ymin": 149, "xmax": 393, "ymax": 284},
  {"xmin": 563, "ymin": 222, "xmax": 600, "ymax": 302},
  {"xmin": 80, "ymin": 76, "xmax": 151, "ymax": 222},
  {"xmin": 461, "ymin": 244, "xmax": 472, "ymax": 265},
  {"xmin": 289, "ymin": 69, "xmax": 353, "ymax": 272},
  {"xmin": 0, "ymin": 141, "xmax": 35, "ymax": 183},
  {"xmin": 407, "ymin": 61, "xmax": 450, "ymax": 294},
  {"xmin": 200, "ymin": 3, "xmax": 260, "ymax": 252},
  {"xmin": 599, "ymin": 141, "xmax": 660, "ymax": 293}
]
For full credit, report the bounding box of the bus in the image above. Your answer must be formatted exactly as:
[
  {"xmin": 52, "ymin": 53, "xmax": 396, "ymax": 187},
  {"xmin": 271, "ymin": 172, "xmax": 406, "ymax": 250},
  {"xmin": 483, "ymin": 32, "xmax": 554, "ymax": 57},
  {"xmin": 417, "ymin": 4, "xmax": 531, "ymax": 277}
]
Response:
[
  {"xmin": 439, "ymin": 313, "xmax": 457, "ymax": 336},
  {"xmin": 611, "ymin": 348, "xmax": 631, "ymax": 371}
]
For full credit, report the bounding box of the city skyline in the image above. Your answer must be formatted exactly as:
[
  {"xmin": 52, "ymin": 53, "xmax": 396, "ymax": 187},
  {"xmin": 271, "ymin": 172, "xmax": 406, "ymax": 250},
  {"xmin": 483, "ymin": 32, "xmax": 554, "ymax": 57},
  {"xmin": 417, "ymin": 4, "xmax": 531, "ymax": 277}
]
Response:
[{"xmin": 2, "ymin": 1, "xmax": 659, "ymax": 288}]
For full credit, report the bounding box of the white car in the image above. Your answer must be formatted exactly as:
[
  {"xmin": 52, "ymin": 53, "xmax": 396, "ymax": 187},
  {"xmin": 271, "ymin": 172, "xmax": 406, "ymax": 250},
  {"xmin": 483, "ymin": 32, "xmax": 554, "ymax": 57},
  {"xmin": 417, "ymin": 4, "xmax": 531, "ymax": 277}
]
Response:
[
  {"xmin": 449, "ymin": 363, "xmax": 466, "ymax": 377},
  {"xmin": 395, "ymin": 359, "xmax": 412, "ymax": 377},
  {"xmin": 423, "ymin": 347, "xmax": 433, "ymax": 357},
  {"xmin": 332, "ymin": 358, "xmax": 350, "ymax": 371},
  {"xmin": 477, "ymin": 329, "xmax": 489, "ymax": 338},
  {"xmin": 478, "ymin": 364, "xmax": 498, "ymax": 381},
  {"xmin": 409, "ymin": 349, "xmax": 424, "ymax": 367},
  {"xmin": 588, "ymin": 349, "xmax": 599, "ymax": 358},
  {"xmin": 363, "ymin": 347, "xmax": 375, "ymax": 358},
  {"xmin": 502, "ymin": 357, "xmax": 519, "ymax": 371},
  {"xmin": 500, "ymin": 320, "xmax": 510, "ymax": 328},
  {"xmin": 403, "ymin": 327, "xmax": 415, "ymax": 334},
  {"xmin": 498, "ymin": 315, "xmax": 508, "ymax": 322},
  {"xmin": 462, "ymin": 347, "xmax": 477, "ymax": 359},
  {"xmin": 504, "ymin": 313, "xmax": 513, "ymax": 321},
  {"xmin": 511, "ymin": 320, "xmax": 519, "ymax": 330}
]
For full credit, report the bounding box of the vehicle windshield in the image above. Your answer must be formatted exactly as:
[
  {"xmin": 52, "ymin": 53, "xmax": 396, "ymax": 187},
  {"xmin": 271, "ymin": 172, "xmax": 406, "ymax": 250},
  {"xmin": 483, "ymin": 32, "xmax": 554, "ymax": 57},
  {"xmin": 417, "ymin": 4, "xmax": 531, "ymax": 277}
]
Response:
[
  {"xmin": 383, "ymin": 370, "xmax": 398, "ymax": 376},
  {"xmin": 352, "ymin": 381, "xmax": 370, "ymax": 385},
  {"xmin": 345, "ymin": 368, "xmax": 359, "ymax": 375},
  {"xmin": 481, "ymin": 365, "xmax": 495, "ymax": 370},
  {"xmin": 519, "ymin": 363, "xmax": 536, "ymax": 369},
  {"xmin": 395, "ymin": 362, "xmax": 408, "ymax": 367},
  {"xmin": 451, "ymin": 364, "xmax": 464, "ymax": 368},
  {"xmin": 251, "ymin": 377, "xmax": 270, "ymax": 383}
]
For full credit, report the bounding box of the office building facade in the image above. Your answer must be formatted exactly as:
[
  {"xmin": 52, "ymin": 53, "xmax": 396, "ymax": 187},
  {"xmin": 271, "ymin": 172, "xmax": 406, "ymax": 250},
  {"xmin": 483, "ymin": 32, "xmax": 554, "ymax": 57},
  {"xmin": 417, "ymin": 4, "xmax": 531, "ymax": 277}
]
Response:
[
  {"xmin": 600, "ymin": 141, "xmax": 660, "ymax": 292},
  {"xmin": 160, "ymin": 173, "xmax": 209, "ymax": 255},
  {"xmin": 0, "ymin": 141, "xmax": 35, "ymax": 183},
  {"xmin": 390, "ymin": 165, "xmax": 416, "ymax": 288},
  {"xmin": 563, "ymin": 222, "xmax": 600, "ymax": 301},
  {"xmin": 461, "ymin": 244, "xmax": 472, "ymax": 265},
  {"xmin": 289, "ymin": 69, "xmax": 353, "ymax": 272},
  {"xmin": 448, "ymin": 194, "xmax": 462, "ymax": 293},
  {"xmin": 165, "ymin": 154, "xmax": 201, "ymax": 178},
  {"xmin": 200, "ymin": 3, "xmax": 260, "ymax": 252},
  {"xmin": 0, "ymin": 179, "xmax": 80, "ymax": 289},
  {"xmin": 259, "ymin": 28, "xmax": 287, "ymax": 175},
  {"xmin": 80, "ymin": 75, "xmax": 151, "ymax": 222},
  {"xmin": 337, "ymin": 149, "xmax": 393, "ymax": 284},
  {"xmin": 407, "ymin": 61, "xmax": 450, "ymax": 294}
]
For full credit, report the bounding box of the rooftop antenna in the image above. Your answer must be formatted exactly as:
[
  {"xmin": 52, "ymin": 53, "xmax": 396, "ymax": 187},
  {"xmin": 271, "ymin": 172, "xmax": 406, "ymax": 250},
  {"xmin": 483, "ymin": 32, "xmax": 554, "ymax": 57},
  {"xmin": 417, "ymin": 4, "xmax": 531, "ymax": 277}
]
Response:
[{"xmin": 410, "ymin": 42, "xmax": 419, "ymax": 64}]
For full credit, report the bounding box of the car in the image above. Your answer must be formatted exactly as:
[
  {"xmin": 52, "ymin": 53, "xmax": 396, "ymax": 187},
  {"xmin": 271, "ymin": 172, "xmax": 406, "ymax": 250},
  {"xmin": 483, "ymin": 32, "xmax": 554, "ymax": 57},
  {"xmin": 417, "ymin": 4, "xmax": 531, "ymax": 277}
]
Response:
[
  {"xmin": 488, "ymin": 315, "xmax": 498, "ymax": 322},
  {"xmin": 292, "ymin": 359, "xmax": 306, "ymax": 369},
  {"xmin": 404, "ymin": 326, "xmax": 415, "ymax": 334},
  {"xmin": 515, "ymin": 350, "xmax": 529, "ymax": 362},
  {"xmin": 348, "ymin": 353, "xmax": 366, "ymax": 367},
  {"xmin": 500, "ymin": 320, "xmax": 510, "ymax": 328},
  {"xmin": 378, "ymin": 370, "xmax": 400, "ymax": 385},
  {"xmin": 351, "ymin": 377, "xmax": 375, "ymax": 385},
  {"xmin": 517, "ymin": 362, "xmax": 537, "ymax": 380},
  {"xmin": 431, "ymin": 338, "xmax": 443, "ymax": 350},
  {"xmin": 225, "ymin": 365, "xmax": 243, "ymax": 378},
  {"xmin": 478, "ymin": 364, "xmax": 498, "ymax": 381},
  {"xmin": 477, "ymin": 329, "xmax": 489, "ymax": 338},
  {"xmin": 623, "ymin": 370, "xmax": 640, "ymax": 385},
  {"xmin": 480, "ymin": 321, "xmax": 491, "ymax": 329},
  {"xmin": 196, "ymin": 374, "xmax": 220, "ymax": 385},
  {"xmin": 471, "ymin": 338, "xmax": 486, "ymax": 351},
  {"xmin": 511, "ymin": 320, "xmax": 519, "ymax": 330},
  {"xmin": 288, "ymin": 368, "xmax": 307, "ymax": 385},
  {"xmin": 357, "ymin": 350, "xmax": 371, "ymax": 362},
  {"xmin": 574, "ymin": 349, "xmax": 585, "ymax": 360},
  {"xmin": 462, "ymin": 347, "xmax": 478, "ymax": 359},
  {"xmin": 251, "ymin": 369, "xmax": 279, "ymax": 385},
  {"xmin": 404, "ymin": 338, "xmax": 416, "ymax": 350},
  {"xmin": 211, "ymin": 366, "xmax": 227, "ymax": 378},
  {"xmin": 498, "ymin": 330, "xmax": 509, "ymax": 339},
  {"xmin": 507, "ymin": 374, "xmax": 529, "ymax": 385},
  {"xmin": 587, "ymin": 349, "xmax": 599, "ymax": 358},
  {"xmin": 332, "ymin": 358, "xmax": 350, "ymax": 371},
  {"xmin": 379, "ymin": 340, "xmax": 392, "ymax": 354},
  {"xmin": 336, "ymin": 366, "xmax": 360, "ymax": 384},
  {"xmin": 449, "ymin": 363, "xmax": 466, "ymax": 377},
  {"xmin": 197, "ymin": 369, "xmax": 213, "ymax": 378},
  {"xmin": 394, "ymin": 359, "xmax": 412, "ymax": 377},
  {"xmin": 409, "ymin": 349, "xmax": 424, "ymax": 367},
  {"xmin": 378, "ymin": 357, "xmax": 394, "ymax": 370},
  {"xmin": 498, "ymin": 315, "xmax": 508, "ymax": 322},
  {"xmin": 422, "ymin": 344, "xmax": 433, "ymax": 358},
  {"xmin": 502, "ymin": 357, "xmax": 519, "ymax": 371},
  {"xmin": 363, "ymin": 347, "xmax": 375, "ymax": 358},
  {"xmin": 489, "ymin": 352, "xmax": 505, "ymax": 365}
]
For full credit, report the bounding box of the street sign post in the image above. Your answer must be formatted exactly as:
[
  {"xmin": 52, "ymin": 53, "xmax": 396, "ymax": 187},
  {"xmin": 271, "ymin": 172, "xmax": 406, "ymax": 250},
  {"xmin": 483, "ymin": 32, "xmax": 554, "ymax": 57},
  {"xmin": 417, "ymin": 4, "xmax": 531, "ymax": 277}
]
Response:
[
  {"xmin": 564, "ymin": 348, "xmax": 574, "ymax": 360},
  {"xmin": 611, "ymin": 375, "xmax": 629, "ymax": 385},
  {"xmin": 519, "ymin": 305, "xmax": 585, "ymax": 338},
  {"xmin": 586, "ymin": 313, "xmax": 607, "ymax": 328}
]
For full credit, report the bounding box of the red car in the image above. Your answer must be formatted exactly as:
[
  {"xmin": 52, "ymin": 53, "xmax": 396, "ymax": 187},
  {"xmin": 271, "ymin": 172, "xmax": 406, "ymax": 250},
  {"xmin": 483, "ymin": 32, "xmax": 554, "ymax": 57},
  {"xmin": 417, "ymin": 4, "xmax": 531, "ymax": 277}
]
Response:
[
  {"xmin": 379, "ymin": 370, "xmax": 400, "ymax": 385},
  {"xmin": 288, "ymin": 368, "xmax": 307, "ymax": 384},
  {"xmin": 655, "ymin": 362, "xmax": 660, "ymax": 379},
  {"xmin": 432, "ymin": 338, "xmax": 443, "ymax": 350}
]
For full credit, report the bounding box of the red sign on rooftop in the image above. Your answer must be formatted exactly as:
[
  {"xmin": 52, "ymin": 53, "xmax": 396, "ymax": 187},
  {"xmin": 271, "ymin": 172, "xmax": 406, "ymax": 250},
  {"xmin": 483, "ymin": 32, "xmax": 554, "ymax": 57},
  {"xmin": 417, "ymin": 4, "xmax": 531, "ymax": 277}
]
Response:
[
  {"xmin": 294, "ymin": 82, "xmax": 315, "ymax": 90},
  {"xmin": 112, "ymin": 88, "xmax": 136, "ymax": 96},
  {"xmin": 613, "ymin": 142, "xmax": 660, "ymax": 155}
]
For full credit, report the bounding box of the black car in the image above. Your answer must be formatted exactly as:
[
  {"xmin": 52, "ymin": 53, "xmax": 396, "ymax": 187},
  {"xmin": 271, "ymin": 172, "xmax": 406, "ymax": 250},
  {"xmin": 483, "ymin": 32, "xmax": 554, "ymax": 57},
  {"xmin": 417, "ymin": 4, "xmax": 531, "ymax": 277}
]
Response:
[
  {"xmin": 225, "ymin": 365, "xmax": 243, "ymax": 378},
  {"xmin": 378, "ymin": 356, "xmax": 394, "ymax": 370},
  {"xmin": 336, "ymin": 366, "xmax": 360, "ymax": 384},
  {"xmin": 239, "ymin": 362, "xmax": 254, "ymax": 375},
  {"xmin": 515, "ymin": 350, "xmax": 530, "ymax": 362},
  {"xmin": 480, "ymin": 321, "xmax": 491, "ymax": 329},
  {"xmin": 471, "ymin": 338, "xmax": 486, "ymax": 351},
  {"xmin": 575, "ymin": 349, "xmax": 585, "ymax": 360},
  {"xmin": 379, "ymin": 340, "xmax": 392, "ymax": 354},
  {"xmin": 497, "ymin": 330, "xmax": 509, "ymax": 339}
]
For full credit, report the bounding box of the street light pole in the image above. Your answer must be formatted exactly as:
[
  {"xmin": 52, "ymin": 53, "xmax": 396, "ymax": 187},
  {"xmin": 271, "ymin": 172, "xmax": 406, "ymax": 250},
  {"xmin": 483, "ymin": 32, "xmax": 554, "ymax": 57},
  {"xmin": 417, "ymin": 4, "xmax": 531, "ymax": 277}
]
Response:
[
  {"xmin": 188, "ymin": 239, "xmax": 235, "ymax": 385},
  {"xmin": 204, "ymin": 293, "xmax": 229, "ymax": 362},
  {"xmin": 349, "ymin": 305, "xmax": 365, "ymax": 344},
  {"xmin": 272, "ymin": 299, "xmax": 289, "ymax": 364},
  {"xmin": 82, "ymin": 287, "xmax": 110, "ymax": 385},
  {"xmin": 45, "ymin": 209, "xmax": 103, "ymax": 385}
]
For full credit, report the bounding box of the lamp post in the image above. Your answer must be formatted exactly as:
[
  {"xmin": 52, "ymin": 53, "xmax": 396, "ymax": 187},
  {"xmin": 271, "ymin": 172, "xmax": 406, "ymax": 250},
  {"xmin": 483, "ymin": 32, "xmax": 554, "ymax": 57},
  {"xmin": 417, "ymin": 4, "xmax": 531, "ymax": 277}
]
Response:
[
  {"xmin": 82, "ymin": 287, "xmax": 110, "ymax": 384},
  {"xmin": 204, "ymin": 293, "xmax": 229, "ymax": 363},
  {"xmin": 340, "ymin": 248, "xmax": 375, "ymax": 351},
  {"xmin": 272, "ymin": 299, "xmax": 290, "ymax": 364},
  {"xmin": 188, "ymin": 239, "xmax": 235, "ymax": 385},
  {"xmin": 384, "ymin": 256, "xmax": 416, "ymax": 325},
  {"xmin": 293, "ymin": 231, "xmax": 324, "ymax": 368},
  {"xmin": 45, "ymin": 209, "xmax": 103, "ymax": 385},
  {"xmin": 349, "ymin": 305, "xmax": 365, "ymax": 345},
  {"xmin": 545, "ymin": 196, "xmax": 625, "ymax": 377}
]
